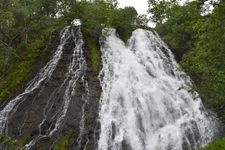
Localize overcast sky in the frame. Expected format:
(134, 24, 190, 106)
(117, 0, 149, 14)
(117, 0, 190, 15)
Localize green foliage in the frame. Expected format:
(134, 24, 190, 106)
(0, 134, 21, 150)
(0, 16, 65, 103)
(199, 137, 225, 150)
(181, 1, 225, 119)
(111, 6, 138, 41)
(0, 0, 224, 149)
(154, 1, 202, 61)
(0, 0, 144, 148)
(0, 38, 43, 102)
(136, 14, 149, 27)
(63, 0, 139, 71)
(64, 0, 138, 40)
(53, 130, 74, 150)
(83, 31, 101, 73)
(150, 0, 225, 131)
(18, 133, 31, 147)
(148, 0, 178, 25)
(0, 0, 142, 106)
(149, 1, 225, 148)
(0, 0, 68, 103)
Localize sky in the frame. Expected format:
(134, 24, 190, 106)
(117, 0, 216, 27)
(117, 0, 149, 14)
(117, 0, 154, 26)
(117, 0, 190, 15)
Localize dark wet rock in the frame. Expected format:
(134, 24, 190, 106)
(4, 26, 102, 150)
(111, 122, 116, 140)
(122, 139, 133, 150)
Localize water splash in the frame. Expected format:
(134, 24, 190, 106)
(97, 28, 219, 150)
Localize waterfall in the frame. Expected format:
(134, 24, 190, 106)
(24, 25, 88, 149)
(0, 26, 70, 134)
(0, 24, 92, 149)
(97, 28, 219, 150)
(0, 24, 220, 150)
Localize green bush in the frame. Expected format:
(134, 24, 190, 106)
(53, 130, 74, 150)
(0, 134, 21, 150)
(200, 137, 225, 150)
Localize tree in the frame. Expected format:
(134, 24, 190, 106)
(157, 1, 202, 61)
(148, 0, 177, 25)
(106, 0, 118, 8)
(181, 1, 225, 119)
(136, 14, 149, 26)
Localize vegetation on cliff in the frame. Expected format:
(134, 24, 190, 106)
(199, 137, 225, 150)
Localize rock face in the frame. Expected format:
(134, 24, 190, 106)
(0, 25, 101, 149)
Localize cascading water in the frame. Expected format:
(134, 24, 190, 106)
(0, 22, 220, 150)
(0, 23, 96, 149)
(24, 25, 89, 149)
(0, 26, 69, 134)
(97, 28, 219, 150)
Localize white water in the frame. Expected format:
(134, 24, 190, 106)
(25, 26, 89, 149)
(0, 26, 70, 134)
(0, 23, 90, 149)
(77, 80, 90, 149)
(98, 29, 218, 150)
